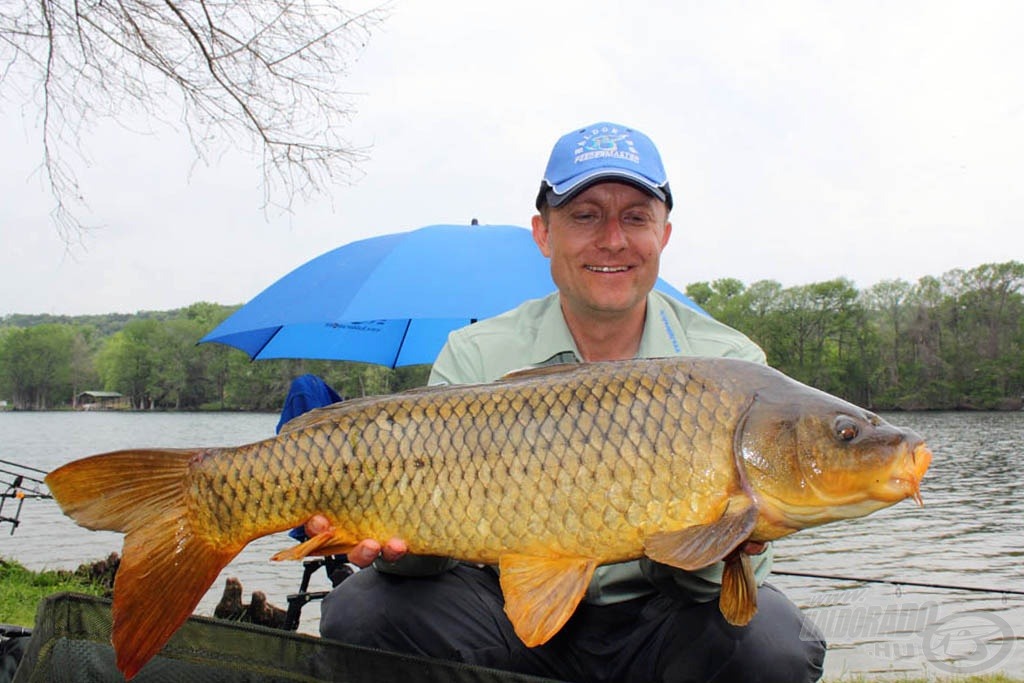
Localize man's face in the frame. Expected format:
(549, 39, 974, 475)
(531, 182, 672, 319)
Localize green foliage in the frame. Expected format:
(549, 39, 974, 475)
(0, 324, 78, 408)
(0, 302, 432, 411)
(690, 262, 1024, 409)
(2, 262, 1022, 411)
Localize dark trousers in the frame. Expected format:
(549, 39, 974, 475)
(319, 564, 825, 683)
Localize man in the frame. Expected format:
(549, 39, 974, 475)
(311, 122, 826, 682)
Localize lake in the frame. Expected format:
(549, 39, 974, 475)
(1, 410, 1021, 679)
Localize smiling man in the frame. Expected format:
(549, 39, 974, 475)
(315, 122, 826, 682)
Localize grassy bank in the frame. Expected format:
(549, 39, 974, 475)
(0, 557, 110, 626)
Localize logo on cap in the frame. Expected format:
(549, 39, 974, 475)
(575, 126, 641, 165)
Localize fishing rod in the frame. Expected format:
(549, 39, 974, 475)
(0, 458, 48, 477)
(1, 458, 52, 535)
(773, 569, 1024, 597)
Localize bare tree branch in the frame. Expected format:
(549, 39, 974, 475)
(1, 0, 387, 244)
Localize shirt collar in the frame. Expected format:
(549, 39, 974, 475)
(531, 293, 583, 365)
(530, 291, 691, 365)
(638, 290, 694, 358)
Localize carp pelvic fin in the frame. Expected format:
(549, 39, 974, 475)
(498, 553, 598, 647)
(720, 550, 758, 626)
(643, 500, 758, 570)
(271, 527, 358, 561)
(45, 449, 243, 680)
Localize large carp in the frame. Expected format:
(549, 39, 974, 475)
(46, 357, 931, 679)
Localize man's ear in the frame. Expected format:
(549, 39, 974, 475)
(531, 214, 553, 257)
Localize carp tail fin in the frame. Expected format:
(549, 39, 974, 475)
(46, 449, 243, 680)
(498, 554, 598, 647)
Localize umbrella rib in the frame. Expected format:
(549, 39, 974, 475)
(389, 320, 413, 368)
(249, 328, 284, 361)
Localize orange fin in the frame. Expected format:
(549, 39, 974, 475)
(643, 500, 757, 570)
(277, 402, 350, 434)
(278, 386, 433, 434)
(272, 528, 358, 561)
(498, 553, 597, 647)
(498, 363, 579, 382)
(46, 449, 243, 680)
(720, 550, 758, 626)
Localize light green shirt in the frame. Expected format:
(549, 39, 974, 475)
(425, 290, 773, 605)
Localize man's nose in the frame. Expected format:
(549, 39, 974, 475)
(595, 218, 628, 249)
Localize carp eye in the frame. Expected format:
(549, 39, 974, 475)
(834, 417, 859, 442)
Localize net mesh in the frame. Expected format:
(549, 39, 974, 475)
(12, 593, 562, 682)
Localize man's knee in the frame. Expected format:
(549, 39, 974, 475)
(656, 583, 825, 682)
(319, 571, 394, 644)
(318, 564, 513, 662)
(722, 584, 826, 682)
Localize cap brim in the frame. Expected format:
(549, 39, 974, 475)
(539, 171, 671, 210)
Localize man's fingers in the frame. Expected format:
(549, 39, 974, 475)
(299, 522, 409, 568)
(348, 540, 383, 568)
(380, 537, 408, 563)
(742, 540, 768, 555)
(303, 514, 332, 537)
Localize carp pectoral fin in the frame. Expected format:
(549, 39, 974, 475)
(643, 502, 758, 570)
(271, 529, 358, 561)
(498, 554, 598, 647)
(720, 551, 758, 626)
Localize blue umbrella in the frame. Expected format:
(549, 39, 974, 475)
(199, 223, 704, 367)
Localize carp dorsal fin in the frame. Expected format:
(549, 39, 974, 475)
(278, 384, 454, 434)
(498, 363, 581, 382)
(498, 553, 598, 647)
(643, 500, 757, 570)
(720, 550, 758, 626)
(278, 400, 356, 433)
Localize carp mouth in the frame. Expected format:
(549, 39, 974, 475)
(879, 441, 932, 506)
(756, 440, 933, 532)
(823, 439, 933, 510)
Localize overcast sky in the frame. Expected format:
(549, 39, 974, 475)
(2, 1, 1022, 316)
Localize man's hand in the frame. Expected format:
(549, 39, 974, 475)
(304, 514, 408, 568)
(742, 541, 768, 555)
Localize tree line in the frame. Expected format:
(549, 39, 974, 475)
(686, 261, 1024, 411)
(1, 262, 1022, 412)
(0, 302, 429, 412)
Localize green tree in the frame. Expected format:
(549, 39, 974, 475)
(0, 324, 75, 408)
(150, 318, 209, 409)
(68, 326, 101, 406)
(97, 319, 162, 408)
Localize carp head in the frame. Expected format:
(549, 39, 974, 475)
(736, 376, 932, 539)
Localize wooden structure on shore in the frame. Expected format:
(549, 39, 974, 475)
(75, 391, 129, 410)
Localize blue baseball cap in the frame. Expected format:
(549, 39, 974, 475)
(536, 122, 673, 211)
